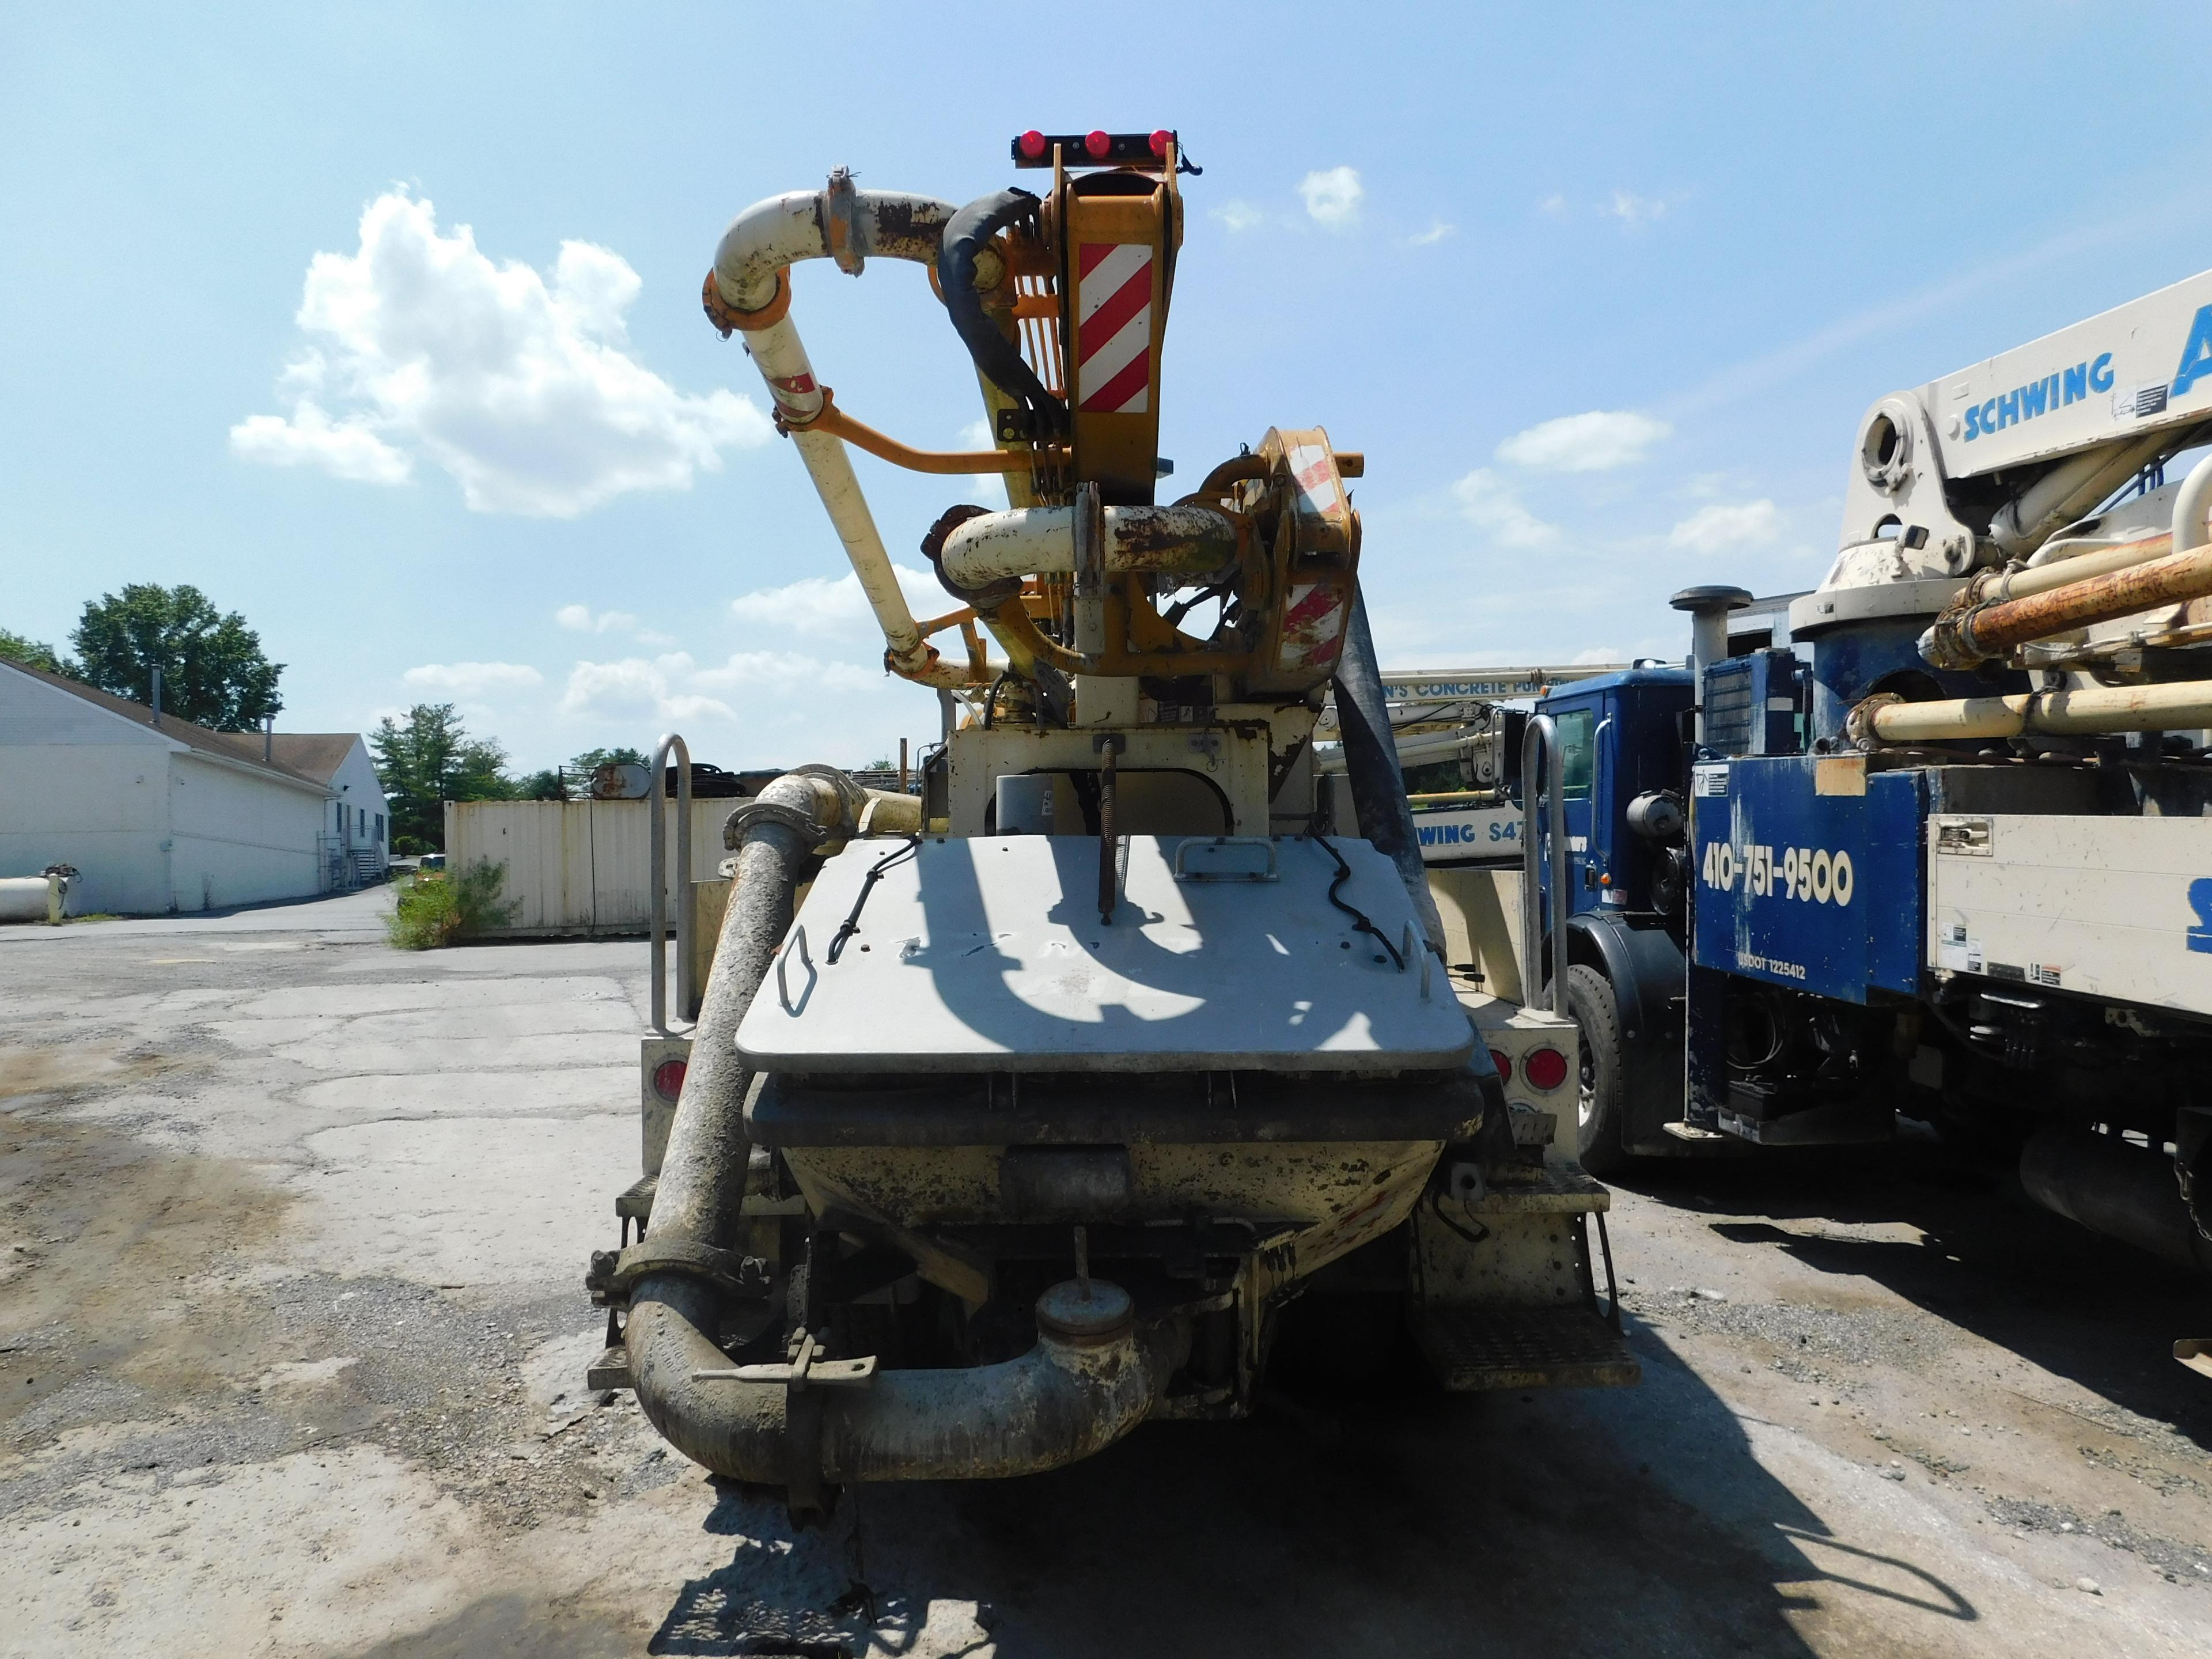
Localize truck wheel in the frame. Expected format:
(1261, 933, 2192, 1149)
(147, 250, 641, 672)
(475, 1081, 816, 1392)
(1559, 963, 1627, 1175)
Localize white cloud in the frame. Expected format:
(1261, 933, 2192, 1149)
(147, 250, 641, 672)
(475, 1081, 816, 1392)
(230, 189, 774, 517)
(559, 648, 882, 725)
(1408, 220, 1455, 247)
(1297, 167, 1363, 230)
(1451, 469, 1558, 548)
(692, 652, 877, 694)
(1539, 194, 1570, 219)
(1497, 410, 1672, 473)
(957, 419, 1009, 510)
(1600, 190, 1669, 227)
(1572, 646, 1624, 665)
(729, 564, 948, 638)
(400, 661, 544, 696)
(1668, 500, 1783, 553)
(559, 654, 733, 724)
(1213, 200, 1263, 234)
(229, 402, 412, 484)
(555, 604, 641, 634)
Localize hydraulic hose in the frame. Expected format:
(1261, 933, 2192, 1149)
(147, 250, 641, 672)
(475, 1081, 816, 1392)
(938, 188, 1066, 437)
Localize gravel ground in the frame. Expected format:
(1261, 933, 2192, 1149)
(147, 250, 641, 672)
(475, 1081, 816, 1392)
(2, 887, 2209, 1656)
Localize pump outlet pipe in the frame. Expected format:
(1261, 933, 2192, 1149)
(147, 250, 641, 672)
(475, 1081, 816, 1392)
(938, 502, 1238, 588)
(1519, 714, 1571, 1012)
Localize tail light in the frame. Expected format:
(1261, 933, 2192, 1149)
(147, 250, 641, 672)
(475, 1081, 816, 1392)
(652, 1058, 688, 1101)
(1522, 1046, 1569, 1092)
(1487, 1048, 1513, 1085)
(1085, 130, 1112, 160)
(1018, 129, 1047, 160)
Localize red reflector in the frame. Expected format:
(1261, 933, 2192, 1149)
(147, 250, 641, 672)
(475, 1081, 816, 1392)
(1149, 128, 1172, 158)
(1523, 1046, 1569, 1092)
(652, 1058, 688, 1100)
(1019, 129, 1047, 160)
(1487, 1048, 1513, 1086)
(1085, 129, 1111, 159)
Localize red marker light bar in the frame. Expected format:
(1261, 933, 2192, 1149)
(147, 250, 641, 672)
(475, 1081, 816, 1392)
(1009, 130, 1180, 169)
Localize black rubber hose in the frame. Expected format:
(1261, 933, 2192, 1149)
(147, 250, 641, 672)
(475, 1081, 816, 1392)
(938, 188, 1066, 437)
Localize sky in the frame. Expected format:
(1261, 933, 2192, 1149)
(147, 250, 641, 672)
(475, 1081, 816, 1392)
(6, 2, 2212, 773)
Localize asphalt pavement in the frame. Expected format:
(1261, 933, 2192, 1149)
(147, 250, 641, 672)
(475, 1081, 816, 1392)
(2, 895, 2208, 1657)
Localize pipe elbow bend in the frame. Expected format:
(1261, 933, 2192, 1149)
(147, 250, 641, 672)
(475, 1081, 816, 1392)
(626, 1277, 1186, 1488)
(713, 188, 961, 311)
(824, 1318, 1185, 1483)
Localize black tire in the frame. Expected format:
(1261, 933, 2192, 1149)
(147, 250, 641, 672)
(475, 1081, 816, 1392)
(1558, 962, 1627, 1175)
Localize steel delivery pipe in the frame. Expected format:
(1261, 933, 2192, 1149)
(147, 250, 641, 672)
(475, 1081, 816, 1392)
(1922, 453, 2212, 668)
(938, 502, 1238, 586)
(1849, 677, 2212, 746)
(705, 180, 1001, 688)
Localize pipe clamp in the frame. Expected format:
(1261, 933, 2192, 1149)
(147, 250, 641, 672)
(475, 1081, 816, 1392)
(588, 1238, 771, 1306)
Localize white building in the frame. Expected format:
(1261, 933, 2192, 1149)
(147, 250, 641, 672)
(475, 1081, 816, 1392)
(0, 658, 389, 914)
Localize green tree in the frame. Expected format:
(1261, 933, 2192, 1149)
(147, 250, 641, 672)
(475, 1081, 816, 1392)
(512, 768, 570, 802)
(69, 584, 283, 730)
(370, 703, 518, 853)
(0, 628, 68, 675)
(570, 745, 649, 772)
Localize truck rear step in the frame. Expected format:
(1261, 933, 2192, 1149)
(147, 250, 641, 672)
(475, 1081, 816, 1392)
(1414, 1305, 1640, 1391)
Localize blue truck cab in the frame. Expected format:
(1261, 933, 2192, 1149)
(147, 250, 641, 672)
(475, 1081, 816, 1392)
(1527, 666, 1695, 1169)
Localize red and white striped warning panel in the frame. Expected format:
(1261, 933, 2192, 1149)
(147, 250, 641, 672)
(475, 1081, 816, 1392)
(1284, 441, 1347, 522)
(1077, 242, 1154, 415)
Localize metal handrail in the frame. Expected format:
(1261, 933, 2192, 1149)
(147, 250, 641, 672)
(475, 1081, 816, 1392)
(648, 732, 694, 1033)
(1520, 714, 1570, 1013)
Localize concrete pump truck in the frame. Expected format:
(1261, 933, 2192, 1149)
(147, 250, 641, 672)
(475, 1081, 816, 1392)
(585, 132, 1635, 1518)
(1517, 270, 2212, 1348)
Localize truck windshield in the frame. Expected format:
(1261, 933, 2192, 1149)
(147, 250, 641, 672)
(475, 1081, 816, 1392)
(1556, 709, 1594, 799)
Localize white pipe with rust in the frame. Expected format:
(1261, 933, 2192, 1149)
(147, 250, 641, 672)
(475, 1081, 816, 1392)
(1850, 679, 2212, 747)
(707, 182, 1002, 688)
(1921, 453, 2212, 669)
(938, 502, 1238, 587)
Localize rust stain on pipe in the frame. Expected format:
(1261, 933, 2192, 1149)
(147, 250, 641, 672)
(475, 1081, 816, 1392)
(1963, 542, 2212, 656)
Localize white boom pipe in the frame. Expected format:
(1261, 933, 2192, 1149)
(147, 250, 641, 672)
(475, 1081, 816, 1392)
(1922, 453, 2212, 668)
(709, 184, 999, 688)
(1851, 678, 2212, 745)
